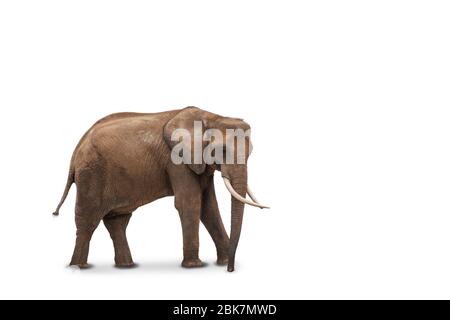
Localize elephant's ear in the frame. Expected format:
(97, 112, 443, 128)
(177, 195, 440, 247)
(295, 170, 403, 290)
(164, 107, 208, 175)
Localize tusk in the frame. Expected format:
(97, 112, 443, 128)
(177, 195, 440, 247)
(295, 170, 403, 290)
(223, 177, 270, 209)
(247, 186, 260, 204)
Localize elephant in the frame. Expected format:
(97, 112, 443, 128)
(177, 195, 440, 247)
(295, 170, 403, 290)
(53, 106, 268, 272)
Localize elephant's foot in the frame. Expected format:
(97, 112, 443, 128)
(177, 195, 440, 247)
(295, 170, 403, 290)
(216, 246, 229, 266)
(115, 262, 136, 269)
(216, 258, 228, 266)
(182, 258, 204, 268)
(114, 249, 135, 268)
(69, 262, 92, 269)
(114, 252, 134, 268)
(216, 255, 228, 266)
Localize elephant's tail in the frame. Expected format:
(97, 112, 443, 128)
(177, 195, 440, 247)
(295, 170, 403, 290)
(52, 166, 75, 216)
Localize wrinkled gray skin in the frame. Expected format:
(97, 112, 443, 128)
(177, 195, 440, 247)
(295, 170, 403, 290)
(54, 107, 253, 272)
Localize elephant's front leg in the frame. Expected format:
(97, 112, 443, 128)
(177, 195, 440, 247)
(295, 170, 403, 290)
(177, 200, 203, 268)
(202, 177, 229, 265)
(168, 166, 204, 268)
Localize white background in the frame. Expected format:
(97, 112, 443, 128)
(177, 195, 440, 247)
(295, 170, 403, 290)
(0, 1, 450, 299)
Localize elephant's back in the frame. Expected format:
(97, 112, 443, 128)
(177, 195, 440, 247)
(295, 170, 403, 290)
(73, 110, 180, 157)
(91, 110, 180, 130)
(75, 110, 179, 168)
(72, 110, 180, 207)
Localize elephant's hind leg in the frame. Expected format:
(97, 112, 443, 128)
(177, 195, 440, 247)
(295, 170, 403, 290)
(70, 167, 107, 268)
(70, 207, 104, 268)
(103, 213, 134, 268)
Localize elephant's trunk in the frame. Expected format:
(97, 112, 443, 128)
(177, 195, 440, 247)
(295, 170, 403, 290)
(223, 164, 248, 272)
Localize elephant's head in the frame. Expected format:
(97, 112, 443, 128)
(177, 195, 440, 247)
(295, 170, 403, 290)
(164, 107, 268, 272)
